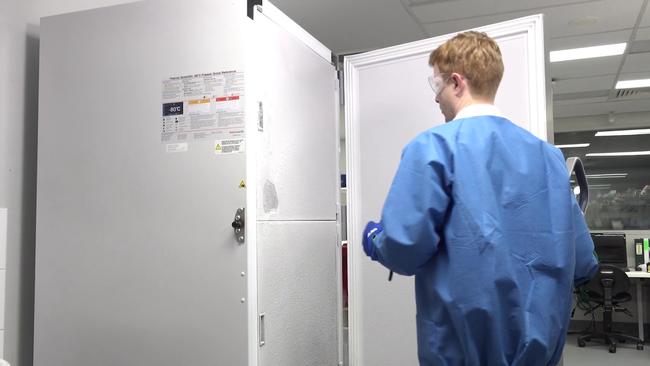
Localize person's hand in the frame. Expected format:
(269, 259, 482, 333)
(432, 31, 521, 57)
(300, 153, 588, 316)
(363, 221, 383, 261)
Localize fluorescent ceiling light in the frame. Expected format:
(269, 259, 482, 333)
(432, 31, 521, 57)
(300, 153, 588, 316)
(615, 78, 650, 89)
(586, 173, 627, 177)
(555, 143, 590, 148)
(550, 43, 626, 62)
(586, 151, 650, 157)
(586, 173, 628, 179)
(595, 128, 650, 136)
(589, 184, 612, 189)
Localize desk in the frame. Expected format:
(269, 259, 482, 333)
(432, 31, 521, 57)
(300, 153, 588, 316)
(626, 271, 650, 342)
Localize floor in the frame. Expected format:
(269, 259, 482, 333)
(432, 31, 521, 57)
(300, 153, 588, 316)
(341, 307, 649, 365)
(340, 333, 649, 365)
(563, 334, 650, 365)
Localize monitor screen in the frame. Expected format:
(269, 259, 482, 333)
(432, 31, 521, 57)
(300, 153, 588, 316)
(591, 233, 628, 268)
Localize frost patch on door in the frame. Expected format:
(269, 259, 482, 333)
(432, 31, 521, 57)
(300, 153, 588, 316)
(161, 71, 245, 144)
(263, 180, 279, 213)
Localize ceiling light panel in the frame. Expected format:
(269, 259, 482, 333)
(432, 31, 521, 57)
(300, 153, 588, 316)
(615, 79, 650, 89)
(586, 151, 650, 157)
(586, 175, 628, 179)
(595, 128, 650, 136)
(550, 43, 626, 62)
(555, 143, 591, 148)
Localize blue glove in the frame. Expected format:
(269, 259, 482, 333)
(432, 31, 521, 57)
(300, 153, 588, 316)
(363, 221, 383, 261)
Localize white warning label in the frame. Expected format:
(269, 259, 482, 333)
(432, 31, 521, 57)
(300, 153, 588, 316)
(166, 142, 188, 153)
(161, 71, 245, 144)
(215, 139, 245, 155)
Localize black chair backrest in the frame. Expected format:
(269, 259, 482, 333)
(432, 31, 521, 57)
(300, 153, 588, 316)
(566, 157, 589, 213)
(585, 264, 630, 296)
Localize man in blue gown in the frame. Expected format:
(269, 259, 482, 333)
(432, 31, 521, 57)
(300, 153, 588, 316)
(363, 31, 598, 365)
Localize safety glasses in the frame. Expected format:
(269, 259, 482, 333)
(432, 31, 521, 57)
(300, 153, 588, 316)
(427, 74, 449, 95)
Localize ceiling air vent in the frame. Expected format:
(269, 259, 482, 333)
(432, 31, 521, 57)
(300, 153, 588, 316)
(614, 87, 650, 99)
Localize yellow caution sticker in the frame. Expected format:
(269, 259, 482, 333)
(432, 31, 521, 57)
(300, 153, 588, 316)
(239, 180, 246, 188)
(214, 139, 245, 155)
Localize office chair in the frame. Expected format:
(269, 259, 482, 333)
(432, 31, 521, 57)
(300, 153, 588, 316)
(577, 264, 644, 353)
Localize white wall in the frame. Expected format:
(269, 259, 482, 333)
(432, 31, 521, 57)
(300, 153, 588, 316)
(0, 209, 8, 359)
(1, 1, 35, 364)
(1, 1, 138, 365)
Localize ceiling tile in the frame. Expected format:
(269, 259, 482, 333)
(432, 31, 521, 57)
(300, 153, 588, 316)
(523, 0, 643, 39)
(550, 55, 622, 79)
(554, 97, 650, 118)
(629, 39, 650, 53)
(641, 2, 650, 27)
(554, 95, 609, 105)
(621, 52, 650, 73)
(618, 71, 650, 81)
(549, 30, 631, 52)
(554, 111, 650, 134)
(411, 0, 588, 24)
(637, 26, 650, 41)
(273, 0, 424, 53)
(420, 0, 644, 39)
(553, 131, 595, 146)
(553, 75, 616, 94)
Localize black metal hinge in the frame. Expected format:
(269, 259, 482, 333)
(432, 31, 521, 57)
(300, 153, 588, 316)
(247, 0, 263, 19)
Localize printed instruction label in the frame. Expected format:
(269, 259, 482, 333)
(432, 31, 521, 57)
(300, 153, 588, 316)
(161, 71, 245, 143)
(215, 139, 245, 155)
(165, 142, 188, 153)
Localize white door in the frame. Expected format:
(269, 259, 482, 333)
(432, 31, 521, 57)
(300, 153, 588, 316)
(248, 3, 341, 366)
(345, 15, 550, 365)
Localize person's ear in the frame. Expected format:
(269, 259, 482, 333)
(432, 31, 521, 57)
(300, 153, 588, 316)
(450, 73, 463, 94)
(451, 73, 461, 87)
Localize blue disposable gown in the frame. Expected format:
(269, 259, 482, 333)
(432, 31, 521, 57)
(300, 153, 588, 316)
(371, 115, 598, 366)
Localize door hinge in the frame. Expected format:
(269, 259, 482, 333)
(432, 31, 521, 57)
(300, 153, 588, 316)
(247, 0, 263, 19)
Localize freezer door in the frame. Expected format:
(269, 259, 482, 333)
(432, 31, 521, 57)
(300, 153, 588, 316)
(345, 15, 549, 365)
(256, 221, 339, 366)
(250, 6, 339, 222)
(35, 1, 249, 365)
(248, 3, 340, 366)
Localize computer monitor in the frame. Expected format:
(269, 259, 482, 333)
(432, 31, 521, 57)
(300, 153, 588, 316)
(591, 233, 628, 269)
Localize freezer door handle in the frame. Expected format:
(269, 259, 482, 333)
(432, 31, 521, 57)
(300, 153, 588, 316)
(232, 207, 245, 244)
(259, 313, 266, 347)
